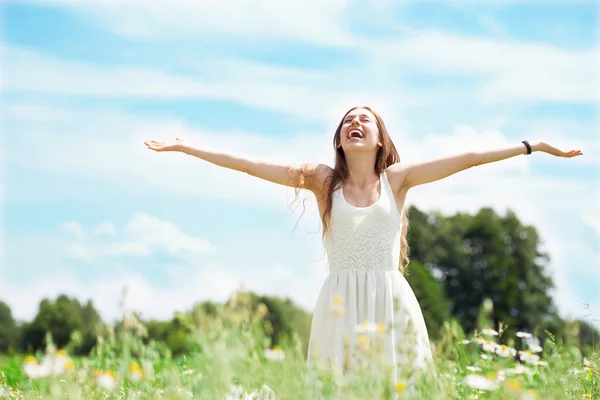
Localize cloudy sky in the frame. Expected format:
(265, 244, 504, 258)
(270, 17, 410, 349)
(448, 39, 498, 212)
(2, 0, 599, 325)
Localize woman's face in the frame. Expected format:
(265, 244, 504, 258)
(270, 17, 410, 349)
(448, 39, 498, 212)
(338, 107, 382, 153)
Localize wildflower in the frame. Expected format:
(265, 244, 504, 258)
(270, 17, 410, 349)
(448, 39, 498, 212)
(264, 346, 285, 361)
(460, 339, 471, 344)
(527, 343, 543, 353)
(518, 350, 540, 365)
(45, 349, 73, 375)
(524, 336, 540, 350)
(466, 366, 482, 372)
(481, 353, 492, 360)
(482, 340, 498, 353)
(486, 370, 505, 382)
(474, 337, 487, 345)
(355, 320, 382, 334)
(516, 331, 532, 338)
(506, 378, 524, 393)
(522, 390, 538, 399)
(481, 328, 498, 336)
(332, 305, 344, 318)
(464, 374, 498, 391)
(93, 370, 117, 390)
(537, 360, 548, 367)
(23, 356, 47, 379)
(506, 364, 532, 376)
(584, 395, 591, 399)
(496, 344, 517, 358)
(357, 334, 371, 352)
(395, 381, 407, 392)
(128, 363, 144, 382)
(331, 295, 344, 318)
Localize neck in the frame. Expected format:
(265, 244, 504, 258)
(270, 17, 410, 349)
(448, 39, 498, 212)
(344, 151, 379, 186)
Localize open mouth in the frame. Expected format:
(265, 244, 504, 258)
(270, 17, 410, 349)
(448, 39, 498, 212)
(348, 129, 364, 140)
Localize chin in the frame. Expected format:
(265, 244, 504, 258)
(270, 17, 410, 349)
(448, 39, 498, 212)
(343, 143, 378, 152)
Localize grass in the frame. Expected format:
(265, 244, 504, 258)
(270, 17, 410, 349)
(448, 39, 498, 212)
(0, 355, 10, 370)
(1, 292, 598, 399)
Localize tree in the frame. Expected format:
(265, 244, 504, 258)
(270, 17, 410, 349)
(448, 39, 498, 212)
(0, 301, 18, 353)
(407, 206, 557, 338)
(404, 261, 452, 340)
(19, 295, 103, 354)
(77, 300, 103, 354)
(248, 293, 313, 354)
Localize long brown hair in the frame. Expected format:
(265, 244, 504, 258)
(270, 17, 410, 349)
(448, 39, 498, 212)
(293, 106, 411, 273)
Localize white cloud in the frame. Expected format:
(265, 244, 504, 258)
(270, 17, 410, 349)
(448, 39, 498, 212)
(93, 222, 117, 236)
(65, 244, 93, 263)
(0, 268, 242, 322)
(104, 242, 151, 257)
(123, 213, 215, 255)
(4, 104, 599, 322)
(2, 1, 598, 325)
(59, 213, 216, 265)
(366, 31, 599, 103)
(2, 216, 328, 322)
(62, 221, 85, 241)
(3, 46, 405, 123)
(7, 0, 355, 45)
(4, 23, 598, 119)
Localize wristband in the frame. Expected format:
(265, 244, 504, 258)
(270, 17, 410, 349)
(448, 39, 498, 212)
(522, 140, 532, 155)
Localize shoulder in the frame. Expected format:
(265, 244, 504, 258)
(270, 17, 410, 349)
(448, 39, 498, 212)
(300, 163, 335, 195)
(384, 163, 409, 195)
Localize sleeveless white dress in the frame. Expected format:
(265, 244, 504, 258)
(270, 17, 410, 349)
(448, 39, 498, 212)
(306, 171, 434, 384)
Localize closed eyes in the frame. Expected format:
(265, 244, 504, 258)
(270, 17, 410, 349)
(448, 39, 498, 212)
(344, 117, 370, 123)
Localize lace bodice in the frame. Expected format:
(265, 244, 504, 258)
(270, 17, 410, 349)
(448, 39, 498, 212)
(324, 172, 402, 272)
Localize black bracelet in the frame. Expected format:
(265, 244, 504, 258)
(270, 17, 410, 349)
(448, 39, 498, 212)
(522, 140, 532, 155)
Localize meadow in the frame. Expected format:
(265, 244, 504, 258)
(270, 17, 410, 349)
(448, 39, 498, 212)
(0, 290, 597, 400)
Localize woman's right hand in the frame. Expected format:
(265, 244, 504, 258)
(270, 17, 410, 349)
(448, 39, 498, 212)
(144, 138, 186, 152)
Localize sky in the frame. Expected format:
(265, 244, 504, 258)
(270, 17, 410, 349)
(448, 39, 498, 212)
(1, 0, 599, 327)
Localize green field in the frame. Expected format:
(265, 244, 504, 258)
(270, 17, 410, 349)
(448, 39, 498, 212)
(0, 355, 9, 371)
(0, 294, 598, 400)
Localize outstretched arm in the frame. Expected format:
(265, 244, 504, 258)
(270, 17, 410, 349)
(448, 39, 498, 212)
(397, 140, 582, 190)
(144, 138, 332, 194)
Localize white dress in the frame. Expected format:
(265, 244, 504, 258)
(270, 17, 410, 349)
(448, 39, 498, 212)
(306, 171, 434, 384)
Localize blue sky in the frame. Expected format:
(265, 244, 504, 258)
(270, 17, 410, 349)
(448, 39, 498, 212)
(2, 0, 599, 324)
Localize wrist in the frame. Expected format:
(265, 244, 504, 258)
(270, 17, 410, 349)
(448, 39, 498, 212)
(530, 140, 545, 152)
(177, 143, 193, 153)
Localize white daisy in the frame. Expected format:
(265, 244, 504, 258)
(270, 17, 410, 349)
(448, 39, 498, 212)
(464, 374, 498, 391)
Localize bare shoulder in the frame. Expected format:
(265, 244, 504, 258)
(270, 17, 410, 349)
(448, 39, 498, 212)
(296, 163, 334, 195)
(384, 163, 409, 194)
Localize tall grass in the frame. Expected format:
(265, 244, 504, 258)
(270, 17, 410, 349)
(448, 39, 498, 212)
(1, 290, 597, 399)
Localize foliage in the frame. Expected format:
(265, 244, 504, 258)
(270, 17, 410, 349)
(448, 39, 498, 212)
(403, 261, 452, 340)
(0, 292, 598, 399)
(407, 206, 558, 340)
(0, 302, 18, 353)
(1, 205, 599, 398)
(18, 295, 103, 356)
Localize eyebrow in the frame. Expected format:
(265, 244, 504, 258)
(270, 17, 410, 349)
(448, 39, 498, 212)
(345, 113, 371, 120)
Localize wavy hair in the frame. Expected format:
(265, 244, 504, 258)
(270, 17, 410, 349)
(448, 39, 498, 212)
(293, 106, 410, 273)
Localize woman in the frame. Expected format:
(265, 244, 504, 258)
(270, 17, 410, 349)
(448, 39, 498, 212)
(144, 106, 582, 382)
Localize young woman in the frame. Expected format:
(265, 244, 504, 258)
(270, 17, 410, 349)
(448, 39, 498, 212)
(145, 106, 582, 381)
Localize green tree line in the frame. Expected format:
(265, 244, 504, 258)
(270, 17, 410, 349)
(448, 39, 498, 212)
(1, 206, 597, 357)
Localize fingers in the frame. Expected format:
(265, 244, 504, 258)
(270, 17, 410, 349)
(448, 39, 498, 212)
(144, 140, 164, 152)
(562, 149, 583, 158)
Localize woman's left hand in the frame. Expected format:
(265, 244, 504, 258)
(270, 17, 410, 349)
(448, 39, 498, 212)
(534, 140, 583, 158)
